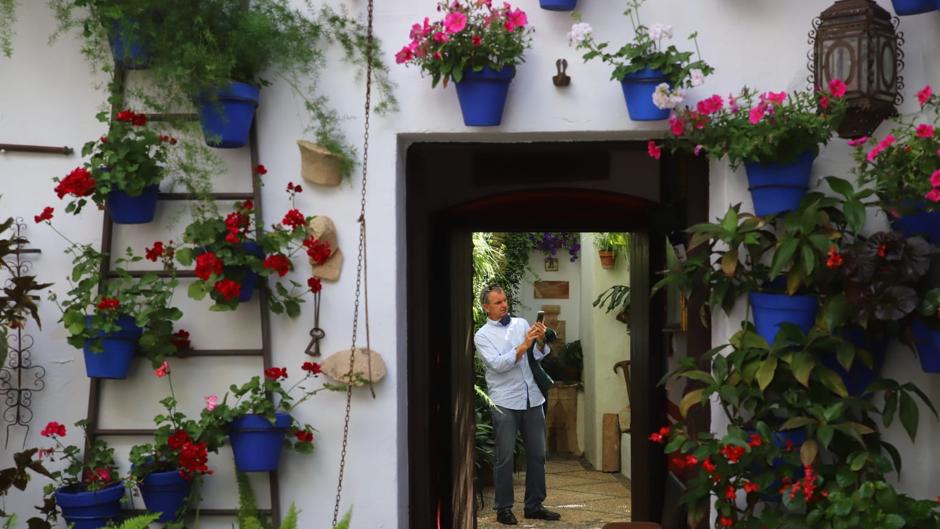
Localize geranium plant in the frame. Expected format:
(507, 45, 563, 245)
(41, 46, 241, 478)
(396, 0, 533, 87)
(852, 85, 940, 216)
(172, 179, 331, 315)
(53, 108, 175, 215)
(569, 0, 713, 108)
(661, 82, 848, 168)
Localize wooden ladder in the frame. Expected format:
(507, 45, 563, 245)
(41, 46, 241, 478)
(83, 64, 281, 526)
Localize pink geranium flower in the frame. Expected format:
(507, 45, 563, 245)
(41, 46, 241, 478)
(926, 188, 940, 203)
(696, 95, 723, 116)
(432, 31, 450, 43)
(764, 91, 787, 105)
(847, 136, 868, 147)
(443, 11, 467, 33)
(669, 116, 685, 137)
(866, 135, 896, 162)
(918, 85, 933, 107)
(504, 8, 527, 32)
(828, 78, 847, 98)
(917, 124, 935, 138)
(931, 169, 940, 188)
(749, 104, 767, 125)
(155, 361, 170, 378)
(647, 140, 662, 160)
(204, 394, 218, 411)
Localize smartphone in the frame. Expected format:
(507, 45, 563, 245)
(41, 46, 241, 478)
(536, 311, 545, 324)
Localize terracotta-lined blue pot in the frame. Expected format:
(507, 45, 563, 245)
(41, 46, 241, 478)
(454, 66, 515, 126)
(197, 82, 260, 148)
(539, 0, 578, 10)
(229, 412, 292, 472)
(83, 315, 141, 379)
(745, 151, 816, 217)
(109, 21, 149, 69)
(55, 481, 125, 529)
(821, 328, 886, 396)
(891, 0, 935, 15)
(140, 470, 192, 523)
(912, 319, 940, 373)
(108, 184, 159, 224)
(620, 68, 670, 121)
(891, 204, 940, 245)
(749, 291, 818, 345)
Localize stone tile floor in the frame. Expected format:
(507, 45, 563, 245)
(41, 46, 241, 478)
(477, 457, 631, 529)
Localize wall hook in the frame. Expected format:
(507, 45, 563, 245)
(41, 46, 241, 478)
(553, 59, 571, 87)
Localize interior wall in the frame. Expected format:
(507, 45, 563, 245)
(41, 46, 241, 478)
(518, 247, 581, 343)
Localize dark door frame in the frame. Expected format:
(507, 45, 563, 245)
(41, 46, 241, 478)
(404, 140, 709, 529)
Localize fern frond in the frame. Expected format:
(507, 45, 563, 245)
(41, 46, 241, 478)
(333, 508, 353, 529)
(278, 503, 298, 529)
(118, 513, 161, 529)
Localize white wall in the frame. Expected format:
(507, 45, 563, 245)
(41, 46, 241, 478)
(2, 1, 940, 526)
(518, 248, 580, 343)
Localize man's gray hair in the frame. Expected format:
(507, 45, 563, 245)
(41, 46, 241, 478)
(479, 284, 505, 308)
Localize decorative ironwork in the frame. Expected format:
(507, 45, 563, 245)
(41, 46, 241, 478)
(304, 290, 325, 357)
(0, 219, 45, 448)
(809, 0, 904, 138)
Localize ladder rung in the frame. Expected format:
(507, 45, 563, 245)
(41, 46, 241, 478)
(143, 113, 199, 122)
(125, 508, 271, 516)
(178, 349, 264, 358)
(107, 270, 196, 278)
(93, 428, 156, 436)
(159, 192, 254, 201)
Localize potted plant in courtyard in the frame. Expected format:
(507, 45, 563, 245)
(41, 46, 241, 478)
(128, 362, 226, 523)
(890, 0, 936, 16)
(35, 420, 124, 529)
(49, 0, 157, 69)
(53, 109, 176, 224)
(540, 0, 578, 12)
(397, 0, 534, 126)
(211, 362, 335, 472)
(173, 183, 329, 315)
(661, 82, 848, 216)
(528, 232, 580, 270)
(593, 232, 627, 269)
(852, 85, 940, 244)
(569, 0, 713, 121)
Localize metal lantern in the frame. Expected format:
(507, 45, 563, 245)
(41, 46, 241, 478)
(809, 0, 904, 138)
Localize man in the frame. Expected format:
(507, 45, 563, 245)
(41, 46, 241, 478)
(474, 284, 561, 525)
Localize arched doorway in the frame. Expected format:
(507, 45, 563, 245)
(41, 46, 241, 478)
(404, 140, 710, 529)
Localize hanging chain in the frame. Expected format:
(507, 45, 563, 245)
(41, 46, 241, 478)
(332, 0, 375, 523)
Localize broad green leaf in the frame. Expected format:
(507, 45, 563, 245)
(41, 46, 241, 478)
(790, 352, 815, 387)
(679, 389, 704, 418)
(721, 249, 738, 277)
(837, 341, 855, 371)
(680, 370, 716, 385)
(899, 391, 918, 441)
(770, 238, 800, 278)
(780, 417, 815, 431)
(756, 356, 777, 391)
(818, 424, 834, 449)
(817, 366, 848, 398)
(823, 402, 845, 423)
(800, 439, 818, 466)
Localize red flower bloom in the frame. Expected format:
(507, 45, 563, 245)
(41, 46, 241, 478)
(743, 481, 759, 494)
(115, 109, 135, 122)
(55, 167, 96, 198)
(281, 209, 306, 229)
(308, 276, 322, 293)
(720, 444, 746, 463)
(178, 440, 211, 480)
(724, 485, 736, 501)
(263, 254, 292, 277)
(719, 516, 733, 528)
(97, 297, 120, 311)
(265, 367, 288, 380)
(131, 113, 148, 126)
(254, 164, 268, 175)
(214, 278, 241, 301)
(295, 430, 314, 443)
(747, 433, 762, 447)
(286, 182, 303, 194)
(241, 199, 254, 211)
(171, 329, 191, 351)
(167, 429, 191, 451)
(304, 237, 332, 265)
(145, 241, 166, 262)
(302, 361, 322, 374)
(828, 78, 847, 98)
(702, 457, 716, 473)
(647, 140, 662, 160)
(195, 252, 224, 281)
(826, 245, 844, 269)
(40, 421, 66, 438)
(34, 206, 54, 223)
(877, 244, 887, 258)
(648, 431, 665, 443)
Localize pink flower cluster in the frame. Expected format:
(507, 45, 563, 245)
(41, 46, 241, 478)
(866, 135, 896, 163)
(396, 1, 528, 66)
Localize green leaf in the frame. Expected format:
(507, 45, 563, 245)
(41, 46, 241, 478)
(883, 391, 898, 427)
(187, 281, 207, 300)
(825, 176, 854, 197)
(899, 391, 919, 441)
(780, 417, 815, 431)
(721, 207, 738, 234)
(800, 244, 815, 276)
(800, 439, 818, 466)
(679, 389, 704, 418)
(817, 366, 848, 398)
(770, 238, 800, 278)
(817, 424, 834, 449)
(679, 370, 716, 385)
(790, 352, 815, 387)
(884, 514, 905, 529)
(756, 356, 777, 391)
(823, 402, 845, 423)
(836, 341, 855, 371)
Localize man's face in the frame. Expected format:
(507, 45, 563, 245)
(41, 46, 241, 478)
(483, 290, 508, 321)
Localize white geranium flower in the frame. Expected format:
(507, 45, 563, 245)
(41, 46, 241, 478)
(648, 23, 673, 41)
(567, 22, 593, 46)
(652, 83, 685, 110)
(690, 69, 705, 87)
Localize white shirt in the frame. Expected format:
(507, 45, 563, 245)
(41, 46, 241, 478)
(474, 316, 550, 410)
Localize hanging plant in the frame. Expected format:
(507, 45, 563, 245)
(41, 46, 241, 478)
(528, 232, 581, 262)
(0, 0, 15, 57)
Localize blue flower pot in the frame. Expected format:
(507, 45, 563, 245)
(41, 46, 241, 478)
(140, 470, 192, 523)
(821, 328, 885, 396)
(83, 315, 142, 379)
(237, 241, 264, 302)
(745, 151, 816, 217)
(229, 413, 292, 472)
(539, 0, 578, 10)
(454, 66, 515, 127)
(107, 184, 159, 224)
(912, 319, 940, 373)
(55, 481, 125, 529)
(197, 82, 260, 148)
(891, 0, 935, 15)
(892, 207, 940, 245)
(620, 68, 671, 121)
(749, 291, 818, 345)
(109, 21, 149, 69)
(754, 429, 807, 502)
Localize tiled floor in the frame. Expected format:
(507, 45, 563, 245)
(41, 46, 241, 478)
(477, 458, 631, 529)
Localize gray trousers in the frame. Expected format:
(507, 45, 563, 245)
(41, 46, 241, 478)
(490, 404, 547, 511)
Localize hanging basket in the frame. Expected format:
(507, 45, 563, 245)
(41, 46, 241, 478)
(83, 315, 141, 379)
(454, 66, 515, 126)
(298, 140, 345, 187)
(749, 291, 818, 345)
(539, 0, 578, 10)
(620, 68, 670, 121)
(197, 82, 260, 149)
(139, 470, 193, 523)
(108, 184, 159, 224)
(229, 413, 292, 472)
(745, 151, 816, 217)
(55, 481, 126, 529)
(891, 0, 935, 15)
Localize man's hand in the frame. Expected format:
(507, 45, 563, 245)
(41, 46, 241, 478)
(532, 322, 546, 341)
(516, 326, 543, 362)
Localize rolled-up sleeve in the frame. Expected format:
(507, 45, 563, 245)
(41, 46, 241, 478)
(533, 343, 550, 361)
(474, 332, 518, 373)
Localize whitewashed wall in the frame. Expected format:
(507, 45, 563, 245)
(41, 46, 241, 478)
(2, 1, 940, 527)
(518, 248, 580, 342)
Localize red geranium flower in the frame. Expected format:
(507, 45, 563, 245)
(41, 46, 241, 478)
(167, 429, 191, 451)
(171, 329, 191, 351)
(254, 165, 268, 175)
(826, 245, 844, 269)
(55, 167, 96, 198)
(304, 237, 331, 265)
(40, 421, 67, 438)
(178, 440, 211, 480)
(720, 444, 746, 463)
(115, 109, 135, 122)
(702, 458, 716, 473)
(302, 361, 322, 374)
(195, 252, 224, 281)
(265, 367, 288, 380)
(724, 485, 736, 501)
(97, 297, 120, 311)
(281, 209, 306, 229)
(308, 277, 322, 293)
(214, 278, 241, 301)
(34, 206, 54, 223)
(719, 516, 733, 527)
(743, 481, 759, 494)
(263, 254, 291, 277)
(295, 430, 314, 443)
(747, 433, 762, 447)
(145, 241, 165, 262)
